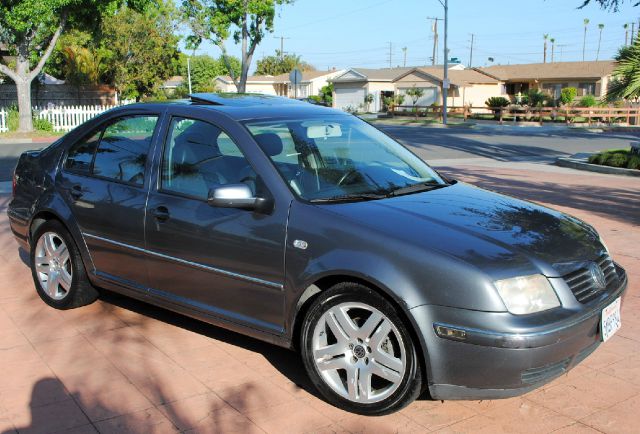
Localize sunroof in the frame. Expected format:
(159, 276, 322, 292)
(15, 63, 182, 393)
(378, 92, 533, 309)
(189, 93, 303, 106)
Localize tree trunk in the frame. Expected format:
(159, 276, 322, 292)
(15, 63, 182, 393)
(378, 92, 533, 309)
(16, 79, 33, 132)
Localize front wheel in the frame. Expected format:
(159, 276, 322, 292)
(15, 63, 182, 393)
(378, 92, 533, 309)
(300, 283, 422, 415)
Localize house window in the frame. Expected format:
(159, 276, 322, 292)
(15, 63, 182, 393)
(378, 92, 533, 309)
(578, 82, 596, 96)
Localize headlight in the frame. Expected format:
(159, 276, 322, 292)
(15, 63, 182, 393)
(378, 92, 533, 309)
(494, 274, 560, 315)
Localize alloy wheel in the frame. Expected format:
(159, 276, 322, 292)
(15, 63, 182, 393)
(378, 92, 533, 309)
(34, 231, 73, 300)
(311, 302, 406, 404)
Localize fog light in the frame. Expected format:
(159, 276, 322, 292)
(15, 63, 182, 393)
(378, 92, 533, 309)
(434, 324, 467, 341)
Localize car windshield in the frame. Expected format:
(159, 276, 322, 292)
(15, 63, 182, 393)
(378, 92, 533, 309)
(244, 115, 445, 202)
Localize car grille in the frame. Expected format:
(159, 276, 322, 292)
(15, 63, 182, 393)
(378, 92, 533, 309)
(563, 254, 618, 303)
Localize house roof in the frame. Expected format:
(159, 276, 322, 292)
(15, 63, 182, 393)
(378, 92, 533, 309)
(392, 67, 499, 87)
(162, 75, 184, 88)
(479, 61, 617, 81)
(332, 67, 414, 82)
(216, 69, 340, 85)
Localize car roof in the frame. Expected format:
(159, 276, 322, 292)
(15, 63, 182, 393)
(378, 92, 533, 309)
(123, 93, 345, 121)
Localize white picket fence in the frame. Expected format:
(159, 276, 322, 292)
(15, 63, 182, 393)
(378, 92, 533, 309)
(0, 108, 7, 133)
(35, 105, 118, 132)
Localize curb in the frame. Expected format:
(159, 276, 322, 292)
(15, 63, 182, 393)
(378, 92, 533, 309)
(555, 155, 640, 177)
(0, 137, 59, 145)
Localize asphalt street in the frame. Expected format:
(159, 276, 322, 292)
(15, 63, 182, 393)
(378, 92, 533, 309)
(1, 124, 639, 181)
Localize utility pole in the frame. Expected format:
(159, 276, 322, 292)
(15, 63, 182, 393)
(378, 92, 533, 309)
(427, 17, 443, 65)
(442, 0, 448, 125)
(632, 22, 635, 44)
(388, 42, 393, 68)
(187, 57, 192, 94)
(468, 33, 474, 68)
(274, 36, 290, 60)
(402, 47, 407, 67)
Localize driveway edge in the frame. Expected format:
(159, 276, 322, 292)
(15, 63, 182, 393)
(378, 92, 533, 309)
(556, 155, 640, 177)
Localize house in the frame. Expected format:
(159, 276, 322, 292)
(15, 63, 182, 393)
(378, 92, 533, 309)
(215, 69, 344, 98)
(479, 60, 616, 100)
(330, 65, 502, 111)
(394, 67, 503, 109)
(160, 76, 184, 96)
(330, 67, 415, 112)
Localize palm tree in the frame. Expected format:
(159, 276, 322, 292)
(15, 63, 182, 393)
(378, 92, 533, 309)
(543, 34, 549, 63)
(583, 18, 590, 61)
(624, 23, 629, 45)
(605, 39, 640, 102)
(550, 38, 556, 62)
(596, 24, 605, 60)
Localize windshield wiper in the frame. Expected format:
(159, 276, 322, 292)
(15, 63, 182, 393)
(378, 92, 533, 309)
(310, 192, 388, 203)
(385, 182, 450, 197)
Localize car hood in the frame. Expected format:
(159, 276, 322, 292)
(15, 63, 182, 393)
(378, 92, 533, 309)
(321, 182, 602, 279)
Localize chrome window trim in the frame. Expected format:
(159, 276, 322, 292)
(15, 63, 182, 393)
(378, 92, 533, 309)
(82, 232, 283, 290)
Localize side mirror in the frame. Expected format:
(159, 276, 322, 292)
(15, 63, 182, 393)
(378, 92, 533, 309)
(207, 184, 273, 213)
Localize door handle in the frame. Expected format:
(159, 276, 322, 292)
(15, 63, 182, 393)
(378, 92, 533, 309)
(153, 206, 170, 222)
(69, 184, 83, 199)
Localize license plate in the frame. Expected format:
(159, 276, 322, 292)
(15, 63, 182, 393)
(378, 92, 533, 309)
(601, 297, 622, 342)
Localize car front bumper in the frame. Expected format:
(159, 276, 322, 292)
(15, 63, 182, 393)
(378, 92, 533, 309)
(410, 265, 628, 400)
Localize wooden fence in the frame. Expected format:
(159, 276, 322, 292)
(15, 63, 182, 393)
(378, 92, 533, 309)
(391, 105, 640, 125)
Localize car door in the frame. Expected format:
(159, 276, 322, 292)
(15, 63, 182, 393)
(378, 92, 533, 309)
(144, 110, 289, 333)
(57, 112, 161, 290)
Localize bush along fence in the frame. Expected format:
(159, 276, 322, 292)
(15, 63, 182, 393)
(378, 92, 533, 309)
(390, 105, 640, 126)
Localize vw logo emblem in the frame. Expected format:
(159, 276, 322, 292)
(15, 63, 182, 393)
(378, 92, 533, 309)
(588, 262, 606, 290)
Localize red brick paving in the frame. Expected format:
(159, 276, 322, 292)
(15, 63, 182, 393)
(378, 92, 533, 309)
(0, 162, 638, 433)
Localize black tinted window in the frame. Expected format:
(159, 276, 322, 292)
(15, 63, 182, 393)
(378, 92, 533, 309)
(64, 131, 101, 173)
(92, 116, 158, 185)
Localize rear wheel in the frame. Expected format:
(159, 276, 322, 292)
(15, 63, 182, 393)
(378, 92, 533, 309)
(30, 220, 98, 309)
(300, 283, 422, 415)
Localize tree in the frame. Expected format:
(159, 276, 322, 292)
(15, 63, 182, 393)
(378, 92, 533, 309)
(550, 37, 556, 62)
(318, 83, 333, 106)
(560, 87, 577, 105)
(363, 93, 374, 113)
(605, 39, 640, 101)
(405, 86, 424, 120)
(182, 0, 293, 93)
(583, 19, 590, 62)
(543, 34, 549, 63)
(597, 24, 605, 60)
(100, 1, 180, 100)
(580, 0, 640, 11)
(624, 23, 630, 45)
(255, 51, 314, 75)
(177, 54, 241, 92)
(0, 0, 148, 132)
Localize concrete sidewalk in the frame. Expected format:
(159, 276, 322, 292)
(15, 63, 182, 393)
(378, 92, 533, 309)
(0, 161, 638, 434)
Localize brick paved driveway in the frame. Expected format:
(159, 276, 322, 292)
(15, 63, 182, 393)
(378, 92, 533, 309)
(0, 162, 638, 434)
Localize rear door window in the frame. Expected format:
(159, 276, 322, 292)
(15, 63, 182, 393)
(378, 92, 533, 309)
(92, 115, 158, 185)
(64, 131, 101, 174)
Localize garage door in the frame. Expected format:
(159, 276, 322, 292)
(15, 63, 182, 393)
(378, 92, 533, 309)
(334, 87, 365, 111)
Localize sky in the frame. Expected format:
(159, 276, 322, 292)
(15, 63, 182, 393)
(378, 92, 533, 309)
(188, 0, 640, 72)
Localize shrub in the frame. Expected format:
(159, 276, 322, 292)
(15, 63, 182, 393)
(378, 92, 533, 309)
(627, 154, 640, 169)
(7, 108, 19, 131)
(485, 96, 510, 107)
(32, 117, 53, 132)
(527, 89, 546, 107)
(560, 87, 577, 105)
(579, 95, 597, 107)
(606, 152, 628, 167)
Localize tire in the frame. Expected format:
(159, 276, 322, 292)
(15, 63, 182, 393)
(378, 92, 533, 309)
(300, 282, 422, 415)
(30, 220, 99, 309)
